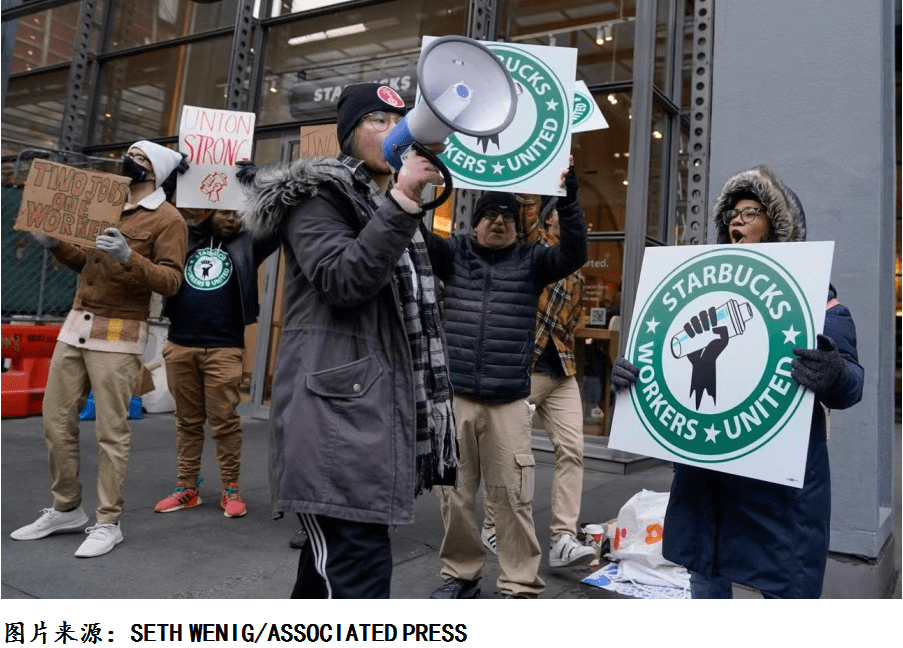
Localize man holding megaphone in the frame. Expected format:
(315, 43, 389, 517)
(237, 83, 457, 599)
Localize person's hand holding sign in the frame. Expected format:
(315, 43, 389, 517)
(96, 228, 131, 264)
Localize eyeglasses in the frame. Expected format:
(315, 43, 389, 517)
(722, 206, 766, 225)
(359, 111, 402, 132)
(481, 211, 517, 224)
(126, 151, 150, 165)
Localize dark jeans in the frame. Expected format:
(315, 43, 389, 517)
(291, 513, 392, 599)
(689, 571, 780, 599)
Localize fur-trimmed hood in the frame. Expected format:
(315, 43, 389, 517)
(711, 165, 806, 244)
(238, 157, 354, 240)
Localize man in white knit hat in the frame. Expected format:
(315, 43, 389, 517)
(12, 140, 188, 558)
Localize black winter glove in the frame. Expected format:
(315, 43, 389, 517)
(236, 160, 259, 186)
(611, 354, 640, 393)
(791, 334, 846, 395)
(561, 165, 579, 207)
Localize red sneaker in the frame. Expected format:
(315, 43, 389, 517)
(221, 483, 247, 518)
(154, 482, 201, 513)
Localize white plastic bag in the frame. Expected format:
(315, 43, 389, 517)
(606, 489, 689, 589)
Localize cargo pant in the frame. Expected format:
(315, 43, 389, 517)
(162, 341, 244, 490)
(484, 373, 585, 542)
(437, 394, 545, 597)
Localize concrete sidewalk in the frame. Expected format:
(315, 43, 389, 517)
(1, 411, 899, 599)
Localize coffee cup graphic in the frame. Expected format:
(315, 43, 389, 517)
(670, 299, 753, 358)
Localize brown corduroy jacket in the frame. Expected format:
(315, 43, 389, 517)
(50, 201, 187, 321)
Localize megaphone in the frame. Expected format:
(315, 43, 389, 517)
(382, 35, 518, 210)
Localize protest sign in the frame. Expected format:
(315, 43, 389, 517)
(572, 80, 610, 133)
(423, 37, 577, 196)
(608, 242, 835, 487)
(13, 160, 128, 248)
(177, 105, 256, 210)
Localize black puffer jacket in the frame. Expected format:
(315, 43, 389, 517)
(424, 201, 587, 402)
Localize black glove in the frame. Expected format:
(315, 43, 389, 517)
(792, 334, 846, 395)
(174, 152, 190, 175)
(160, 152, 190, 200)
(236, 160, 258, 186)
(611, 354, 639, 393)
(561, 165, 579, 207)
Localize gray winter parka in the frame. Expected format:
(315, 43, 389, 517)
(239, 155, 433, 526)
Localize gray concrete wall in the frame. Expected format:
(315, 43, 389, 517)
(709, 0, 897, 558)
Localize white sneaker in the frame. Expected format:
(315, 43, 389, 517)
(10, 507, 88, 540)
(549, 534, 596, 567)
(481, 526, 498, 555)
(74, 523, 123, 558)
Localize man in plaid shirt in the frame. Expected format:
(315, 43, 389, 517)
(481, 188, 596, 569)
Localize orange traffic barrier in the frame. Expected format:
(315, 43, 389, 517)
(1, 324, 61, 418)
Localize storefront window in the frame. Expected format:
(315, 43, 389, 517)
(1, 69, 70, 156)
(106, 0, 238, 51)
(575, 239, 624, 434)
(575, 90, 630, 234)
(258, 0, 467, 126)
(7, 1, 92, 73)
(90, 36, 232, 145)
(498, 0, 637, 86)
(646, 99, 669, 241)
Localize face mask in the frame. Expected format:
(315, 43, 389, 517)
(122, 156, 150, 185)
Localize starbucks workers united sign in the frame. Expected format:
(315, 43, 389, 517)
(424, 38, 577, 196)
(609, 242, 835, 487)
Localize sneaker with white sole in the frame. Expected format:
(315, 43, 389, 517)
(481, 526, 498, 555)
(10, 507, 89, 540)
(549, 534, 596, 567)
(74, 523, 123, 558)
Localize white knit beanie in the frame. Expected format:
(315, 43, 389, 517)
(131, 140, 183, 190)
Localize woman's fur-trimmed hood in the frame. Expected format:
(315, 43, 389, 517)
(238, 157, 345, 239)
(711, 165, 806, 244)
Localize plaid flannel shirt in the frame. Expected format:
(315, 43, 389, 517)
(517, 194, 585, 376)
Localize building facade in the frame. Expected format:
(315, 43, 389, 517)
(1, 0, 898, 595)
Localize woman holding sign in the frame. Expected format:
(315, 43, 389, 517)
(611, 166, 864, 598)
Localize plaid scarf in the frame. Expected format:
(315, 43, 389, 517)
(532, 269, 584, 375)
(396, 226, 457, 495)
(336, 156, 456, 496)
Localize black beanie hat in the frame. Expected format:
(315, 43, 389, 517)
(472, 192, 520, 228)
(336, 83, 407, 155)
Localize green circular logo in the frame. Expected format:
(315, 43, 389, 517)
(627, 248, 813, 462)
(440, 44, 570, 188)
(185, 247, 232, 291)
(572, 92, 592, 128)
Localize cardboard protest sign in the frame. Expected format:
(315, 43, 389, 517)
(177, 105, 256, 210)
(13, 160, 129, 248)
(572, 80, 609, 133)
(423, 37, 577, 196)
(608, 242, 835, 488)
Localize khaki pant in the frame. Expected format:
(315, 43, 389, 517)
(163, 342, 244, 489)
(42, 341, 142, 525)
(485, 373, 585, 541)
(437, 395, 545, 597)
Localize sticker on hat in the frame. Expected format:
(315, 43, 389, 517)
(377, 86, 404, 108)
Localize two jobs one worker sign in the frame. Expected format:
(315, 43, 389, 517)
(609, 242, 835, 488)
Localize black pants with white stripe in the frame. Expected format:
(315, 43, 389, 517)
(291, 513, 392, 599)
